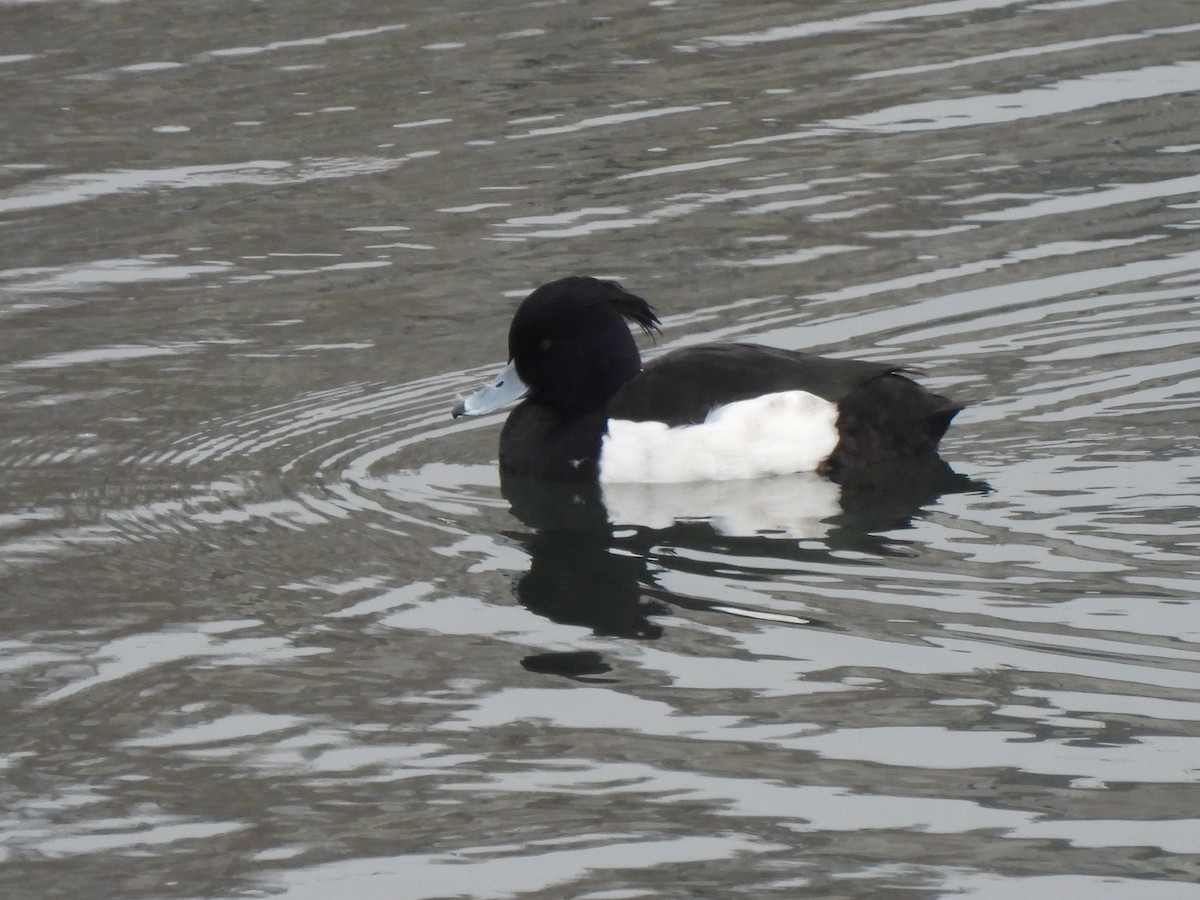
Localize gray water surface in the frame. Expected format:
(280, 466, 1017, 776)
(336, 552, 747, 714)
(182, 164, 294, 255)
(3, 1, 1200, 897)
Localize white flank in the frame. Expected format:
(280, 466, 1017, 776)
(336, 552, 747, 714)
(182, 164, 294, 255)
(599, 390, 839, 483)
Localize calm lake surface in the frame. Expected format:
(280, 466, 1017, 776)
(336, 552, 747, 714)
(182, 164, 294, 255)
(4, 1, 1200, 897)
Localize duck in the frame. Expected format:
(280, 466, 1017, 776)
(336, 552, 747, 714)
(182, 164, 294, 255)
(452, 276, 962, 484)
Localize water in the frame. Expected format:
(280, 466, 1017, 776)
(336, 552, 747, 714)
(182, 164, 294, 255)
(3, 0, 1200, 897)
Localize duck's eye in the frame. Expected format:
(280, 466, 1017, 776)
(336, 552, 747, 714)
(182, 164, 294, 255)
(539, 338, 554, 352)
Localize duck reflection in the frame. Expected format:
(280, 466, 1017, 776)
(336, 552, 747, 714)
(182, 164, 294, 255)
(506, 459, 986, 677)
(503, 477, 670, 644)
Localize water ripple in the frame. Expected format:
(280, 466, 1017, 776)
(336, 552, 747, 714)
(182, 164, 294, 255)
(5, 0, 1200, 894)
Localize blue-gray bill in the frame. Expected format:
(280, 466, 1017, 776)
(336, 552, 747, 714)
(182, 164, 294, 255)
(451, 359, 529, 417)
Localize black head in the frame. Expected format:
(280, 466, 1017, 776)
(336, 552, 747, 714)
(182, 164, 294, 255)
(508, 276, 660, 414)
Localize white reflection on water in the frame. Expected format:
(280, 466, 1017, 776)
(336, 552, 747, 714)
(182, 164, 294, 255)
(603, 474, 840, 537)
(263, 836, 781, 900)
(0, 157, 409, 214)
(857, 28, 1197, 80)
(974, 173, 1200, 222)
(198, 24, 412, 60)
(506, 105, 701, 139)
(935, 871, 1200, 899)
(22, 818, 248, 859)
(1009, 817, 1200, 854)
(12, 340, 248, 371)
(832, 62, 1200, 133)
(790, 726, 1200, 783)
(1, 257, 231, 294)
(34, 620, 327, 706)
(761, 249, 1200, 356)
(123, 713, 309, 748)
(691, 0, 1030, 48)
(449, 760, 1034, 833)
(124, 715, 481, 781)
(436, 686, 811, 743)
(617, 155, 750, 180)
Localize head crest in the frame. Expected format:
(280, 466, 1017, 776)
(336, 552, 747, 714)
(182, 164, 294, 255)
(595, 278, 661, 337)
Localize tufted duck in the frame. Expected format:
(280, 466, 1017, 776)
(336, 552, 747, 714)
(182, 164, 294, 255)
(452, 276, 961, 483)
